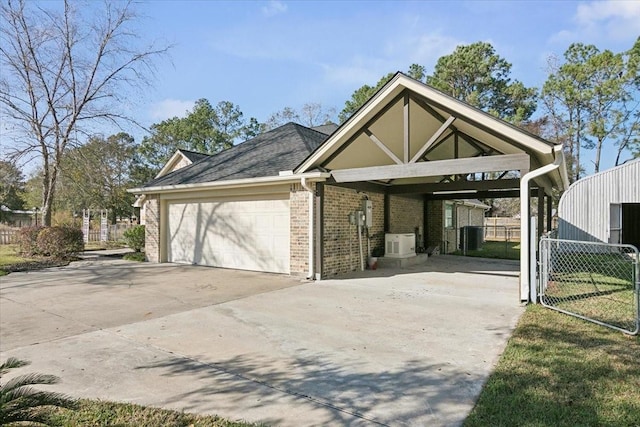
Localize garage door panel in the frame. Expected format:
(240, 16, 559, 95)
(167, 198, 290, 273)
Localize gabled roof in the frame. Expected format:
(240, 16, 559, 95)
(154, 148, 211, 179)
(178, 149, 210, 163)
(311, 123, 339, 135)
(295, 72, 569, 191)
(142, 122, 328, 188)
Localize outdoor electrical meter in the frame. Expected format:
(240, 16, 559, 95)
(348, 212, 356, 225)
(362, 200, 372, 227)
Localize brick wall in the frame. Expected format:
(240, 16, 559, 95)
(289, 183, 311, 276)
(144, 195, 161, 262)
(322, 185, 384, 277)
(389, 195, 424, 242)
(425, 199, 443, 249)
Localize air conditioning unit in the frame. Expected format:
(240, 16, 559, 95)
(385, 233, 416, 258)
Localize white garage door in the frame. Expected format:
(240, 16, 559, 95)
(167, 197, 290, 273)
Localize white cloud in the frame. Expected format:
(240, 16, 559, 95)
(321, 32, 464, 89)
(149, 99, 194, 121)
(551, 0, 640, 44)
(262, 0, 287, 17)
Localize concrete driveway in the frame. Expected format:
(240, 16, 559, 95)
(0, 255, 523, 426)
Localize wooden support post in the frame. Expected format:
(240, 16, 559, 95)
(546, 194, 553, 232)
(403, 93, 410, 163)
(537, 187, 544, 239)
(384, 193, 390, 233)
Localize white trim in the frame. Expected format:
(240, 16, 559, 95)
(128, 172, 330, 195)
(155, 150, 192, 179)
(301, 177, 315, 280)
(331, 153, 530, 183)
(296, 74, 555, 174)
(520, 145, 565, 301)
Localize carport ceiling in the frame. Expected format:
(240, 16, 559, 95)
(297, 73, 566, 196)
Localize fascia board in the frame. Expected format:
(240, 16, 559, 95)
(128, 172, 330, 195)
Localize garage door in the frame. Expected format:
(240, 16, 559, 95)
(167, 197, 290, 273)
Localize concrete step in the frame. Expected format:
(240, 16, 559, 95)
(376, 253, 429, 269)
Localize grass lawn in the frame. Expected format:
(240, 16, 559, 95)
(453, 240, 520, 260)
(0, 244, 34, 275)
(465, 305, 640, 427)
(47, 400, 261, 427)
(0, 244, 33, 266)
(541, 251, 638, 334)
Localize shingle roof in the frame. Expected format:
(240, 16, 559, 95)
(143, 122, 328, 188)
(178, 149, 211, 163)
(311, 123, 338, 135)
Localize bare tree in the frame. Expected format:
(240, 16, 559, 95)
(299, 102, 336, 127)
(0, 0, 169, 225)
(265, 103, 336, 131)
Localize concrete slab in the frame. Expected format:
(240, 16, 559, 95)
(0, 255, 523, 426)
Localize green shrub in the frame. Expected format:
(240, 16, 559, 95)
(17, 226, 44, 256)
(123, 252, 146, 262)
(36, 226, 84, 259)
(123, 225, 145, 252)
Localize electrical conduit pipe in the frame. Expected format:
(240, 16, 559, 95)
(519, 145, 568, 301)
(301, 177, 315, 280)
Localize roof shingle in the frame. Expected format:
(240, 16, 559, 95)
(143, 122, 328, 188)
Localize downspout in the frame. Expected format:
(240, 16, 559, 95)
(301, 177, 315, 280)
(520, 145, 567, 301)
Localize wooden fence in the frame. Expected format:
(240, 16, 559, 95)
(484, 217, 521, 242)
(0, 229, 18, 245)
(0, 224, 136, 245)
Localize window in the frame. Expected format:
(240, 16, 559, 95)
(445, 203, 454, 228)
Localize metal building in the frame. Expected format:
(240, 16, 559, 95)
(558, 159, 640, 249)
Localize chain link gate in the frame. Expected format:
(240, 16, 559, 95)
(539, 237, 640, 335)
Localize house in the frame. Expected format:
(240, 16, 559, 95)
(558, 159, 640, 249)
(442, 199, 490, 253)
(130, 73, 569, 301)
(134, 149, 212, 225)
(0, 205, 35, 227)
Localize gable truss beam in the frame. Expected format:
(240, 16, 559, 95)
(364, 129, 403, 165)
(426, 188, 539, 200)
(412, 92, 547, 154)
(331, 153, 530, 183)
(404, 93, 410, 163)
(420, 130, 455, 160)
(410, 115, 456, 163)
(322, 91, 406, 167)
(387, 178, 521, 195)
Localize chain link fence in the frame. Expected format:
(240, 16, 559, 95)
(539, 237, 639, 335)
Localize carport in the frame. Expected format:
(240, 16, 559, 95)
(295, 73, 570, 300)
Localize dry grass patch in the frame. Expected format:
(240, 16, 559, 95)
(47, 399, 262, 427)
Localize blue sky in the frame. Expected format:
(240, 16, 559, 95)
(129, 0, 639, 173)
(136, 0, 638, 121)
(3, 0, 639, 174)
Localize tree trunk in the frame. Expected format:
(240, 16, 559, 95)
(575, 113, 582, 182)
(594, 137, 603, 173)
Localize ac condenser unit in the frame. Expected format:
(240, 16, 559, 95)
(385, 233, 416, 258)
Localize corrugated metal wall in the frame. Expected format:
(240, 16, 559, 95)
(558, 159, 640, 242)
